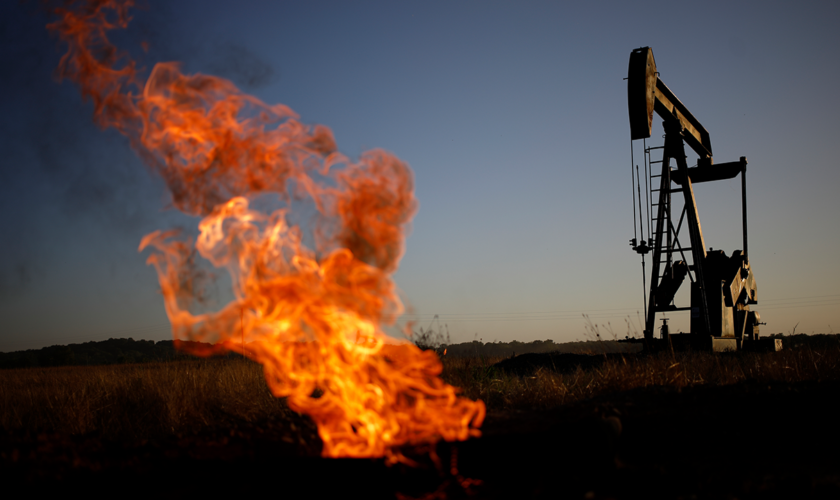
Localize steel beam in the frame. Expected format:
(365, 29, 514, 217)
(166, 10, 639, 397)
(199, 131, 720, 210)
(654, 79, 713, 159)
(664, 120, 712, 337)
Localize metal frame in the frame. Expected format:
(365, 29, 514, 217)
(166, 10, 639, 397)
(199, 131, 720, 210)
(626, 47, 774, 351)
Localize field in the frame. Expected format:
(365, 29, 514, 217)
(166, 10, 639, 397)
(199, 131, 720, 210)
(2, 340, 840, 498)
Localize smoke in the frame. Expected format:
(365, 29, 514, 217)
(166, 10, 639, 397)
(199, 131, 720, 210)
(205, 43, 275, 90)
(0, 3, 161, 301)
(0, 1, 279, 307)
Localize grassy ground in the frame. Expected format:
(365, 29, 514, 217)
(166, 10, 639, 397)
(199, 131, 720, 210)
(0, 358, 294, 440)
(442, 345, 840, 410)
(3, 344, 840, 498)
(2, 344, 839, 441)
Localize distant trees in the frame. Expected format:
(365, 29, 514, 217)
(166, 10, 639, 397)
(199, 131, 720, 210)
(3, 333, 837, 369)
(767, 333, 840, 350)
(0, 338, 236, 369)
(441, 338, 637, 358)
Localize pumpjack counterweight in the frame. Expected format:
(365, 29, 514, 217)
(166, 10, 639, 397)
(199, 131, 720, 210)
(625, 47, 780, 352)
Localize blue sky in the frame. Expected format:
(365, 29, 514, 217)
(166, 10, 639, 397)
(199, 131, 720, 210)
(1, 0, 839, 351)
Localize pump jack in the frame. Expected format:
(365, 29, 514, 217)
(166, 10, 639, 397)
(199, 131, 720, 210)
(626, 47, 780, 352)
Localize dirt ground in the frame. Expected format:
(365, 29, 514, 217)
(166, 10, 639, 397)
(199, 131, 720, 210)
(2, 377, 839, 499)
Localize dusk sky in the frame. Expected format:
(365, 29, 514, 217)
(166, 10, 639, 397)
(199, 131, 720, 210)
(1, 0, 839, 352)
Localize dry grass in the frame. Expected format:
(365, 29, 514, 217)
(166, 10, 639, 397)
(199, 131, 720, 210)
(440, 346, 840, 410)
(0, 358, 294, 440)
(2, 345, 839, 440)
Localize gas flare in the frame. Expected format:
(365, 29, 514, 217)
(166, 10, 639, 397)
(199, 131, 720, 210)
(48, 0, 484, 460)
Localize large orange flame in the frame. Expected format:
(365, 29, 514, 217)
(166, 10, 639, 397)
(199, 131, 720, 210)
(48, 0, 484, 460)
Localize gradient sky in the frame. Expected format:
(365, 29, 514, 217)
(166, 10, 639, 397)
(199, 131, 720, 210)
(1, 0, 839, 352)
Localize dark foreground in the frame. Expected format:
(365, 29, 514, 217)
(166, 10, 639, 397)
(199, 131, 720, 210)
(2, 379, 838, 499)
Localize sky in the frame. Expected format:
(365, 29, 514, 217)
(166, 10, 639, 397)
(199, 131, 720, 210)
(1, 0, 839, 352)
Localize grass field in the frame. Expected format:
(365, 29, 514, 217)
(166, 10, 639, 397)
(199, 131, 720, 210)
(443, 344, 840, 409)
(2, 342, 838, 441)
(3, 341, 840, 498)
(0, 358, 292, 440)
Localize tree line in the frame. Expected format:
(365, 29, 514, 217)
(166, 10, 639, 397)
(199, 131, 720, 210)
(0, 338, 236, 369)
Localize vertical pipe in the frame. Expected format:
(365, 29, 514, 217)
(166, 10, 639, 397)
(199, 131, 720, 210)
(641, 254, 647, 320)
(637, 166, 645, 241)
(631, 142, 638, 243)
(665, 165, 672, 274)
(740, 156, 748, 261)
(644, 138, 651, 242)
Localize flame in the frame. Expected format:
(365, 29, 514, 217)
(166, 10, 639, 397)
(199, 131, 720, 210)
(48, 0, 484, 460)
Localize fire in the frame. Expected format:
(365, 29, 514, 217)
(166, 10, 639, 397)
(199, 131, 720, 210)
(48, 0, 484, 460)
